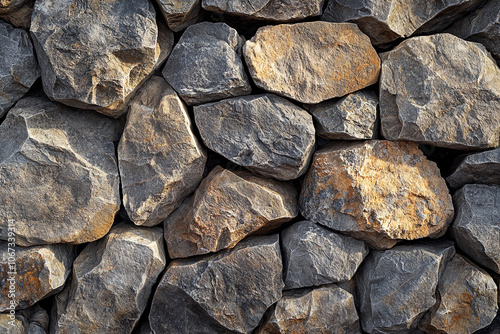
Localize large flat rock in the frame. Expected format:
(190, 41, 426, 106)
(446, 148, 500, 189)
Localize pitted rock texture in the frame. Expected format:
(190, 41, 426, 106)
(243, 22, 380, 104)
(0, 21, 39, 117)
(149, 235, 283, 334)
(446, 148, 500, 189)
(307, 89, 378, 140)
(282, 221, 368, 289)
(258, 285, 361, 334)
(194, 94, 315, 180)
(357, 242, 455, 333)
(0, 0, 33, 28)
(165, 166, 297, 258)
(202, 0, 325, 22)
(30, 0, 174, 117)
(322, 0, 484, 47)
(52, 224, 166, 334)
(299, 140, 454, 249)
(163, 22, 251, 105)
(0, 97, 121, 246)
(380, 33, 500, 150)
(420, 254, 498, 334)
(452, 184, 500, 274)
(0, 305, 49, 334)
(118, 76, 206, 227)
(156, 0, 203, 32)
(0, 243, 74, 312)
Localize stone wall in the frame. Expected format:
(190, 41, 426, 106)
(1, 0, 500, 333)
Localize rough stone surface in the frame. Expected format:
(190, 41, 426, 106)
(0, 97, 121, 246)
(452, 184, 500, 274)
(156, 0, 203, 32)
(243, 22, 380, 104)
(118, 76, 206, 227)
(0, 305, 49, 334)
(52, 224, 166, 334)
(475, 314, 500, 334)
(420, 254, 498, 334)
(322, 0, 485, 47)
(380, 33, 500, 150)
(282, 221, 368, 289)
(202, 0, 325, 22)
(0, 0, 34, 28)
(0, 242, 74, 311)
(357, 242, 455, 333)
(194, 94, 315, 180)
(149, 235, 283, 334)
(446, 148, 500, 189)
(163, 22, 251, 105)
(30, 0, 174, 117)
(165, 166, 297, 258)
(306, 89, 378, 140)
(0, 21, 39, 117)
(299, 140, 454, 249)
(258, 285, 361, 334)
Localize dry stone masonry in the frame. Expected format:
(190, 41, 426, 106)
(0, 0, 499, 333)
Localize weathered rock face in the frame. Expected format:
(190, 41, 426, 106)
(163, 22, 251, 105)
(202, 0, 325, 22)
(194, 94, 315, 180)
(0, 97, 121, 246)
(155, 0, 203, 32)
(282, 221, 368, 289)
(357, 242, 455, 333)
(307, 89, 378, 140)
(322, 0, 485, 47)
(52, 224, 166, 334)
(420, 254, 498, 334)
(0, 242, 74, 312)
(149, 235, 283, 334)
(0, 0, 34, 28)
(380, 33, 500, 150)
(0, 21, 39, 117)
(446, 148, 500, 189)
(258, 285, 361, 334)
(0, 305, 49, 334)
(475, 314, 500, 334)
(165, 166, 297, 258)
(30, 0, 174, 117)
(299, 140, 454, 249)
(452, 184, 500, 274)
(243, 22, 380, 104)
(118, 76, 206, 227)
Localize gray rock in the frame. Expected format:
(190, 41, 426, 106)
(322, 0, 485, 47)
(163, 22, 251, 105)
(30, 0, 174, 117)
(149, 235, 283, 334)
(0, 21, 39, 117)
(306, 90, 378, 140)
(420, 254, 498, 334)
(0, 305, 49, 334)
(194, 94, 315, 180)
(475, 314, 500, 334)
(52, 224, 166, 334)
(155, 0, 203, 32)
(118, 76, 206, 227)
(0, 96, 121, 246)
(451, 184, 500, 274)
(380, 33, 500, 150)
(165, 166, 297, 258)
(282, 221, 368, 290)
(357, 242, 455, 333)
(202, 0, 325, 22)
(0, 0, 34, 28)
(258, 285, 361, 334)
(0, 242, 74, 311)
(446, 148, 500, 189)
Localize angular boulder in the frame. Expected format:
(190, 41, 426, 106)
(380, 33, 500, 150)
(194, 94, 315, 180)
(0, 0, 34, 28)
(163, 22, 251, 105)
(299, 140, 454, 249)
(0, 97, 121, 246)
(52, 224, 166, 334)
(149, 235, 283, 334)
(0, 305, 49, 334)
(452, 184, 500, 274)
(155, 0, 203, 32)
(118, 76, 206, 227)
(243, 22, 380, 104)
(165, 166, 297, 258)
(282, 221, 368, 289)
(446, 148, 500, 189)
